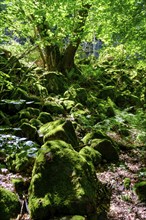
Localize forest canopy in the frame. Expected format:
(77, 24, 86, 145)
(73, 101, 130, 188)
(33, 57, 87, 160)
(0, 0, 146, 72)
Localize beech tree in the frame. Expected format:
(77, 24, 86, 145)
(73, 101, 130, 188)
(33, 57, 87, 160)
(0, 0, 145, 73)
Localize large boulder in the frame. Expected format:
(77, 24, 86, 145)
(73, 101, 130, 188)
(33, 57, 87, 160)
(38, 119, 79, 149)
(0, 187, 20, 220)
(28, 140, 110, 219)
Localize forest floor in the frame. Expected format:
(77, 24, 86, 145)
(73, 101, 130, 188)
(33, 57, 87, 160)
(97, 147, 146, 220)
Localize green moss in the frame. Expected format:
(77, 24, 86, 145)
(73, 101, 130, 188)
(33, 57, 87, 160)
(0, 187, 20, 220)
(134, 181, 146, 202)
(29, 140, 108, 219)
(20, 122, 37, 140)
(91, 139, 119, 162)
(63, 100, 75, 111)
(37, 112, 53, 124)
(39, 119, 79, 149)
(43, 101, 65, 114)
(82, 131, 107, 145)
(79, 146, 102, 166)
(30, 118, 42, 128)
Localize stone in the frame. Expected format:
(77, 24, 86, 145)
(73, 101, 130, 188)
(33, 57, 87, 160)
(82, 131, 107, 145)
(20, 122, 37, 140)
(79, 146, 102, 166)
(91, 139, 119, 162)
(28, 140, 110, 219)
(43, 101, 65, 114)
(0, 187, 20, 220)
(39, 119, 79, 149)
(64, 87, 87, 105)
(134, 181, 146, 202)
(41, 71, 67, 94)
(37, 112, 53, 124)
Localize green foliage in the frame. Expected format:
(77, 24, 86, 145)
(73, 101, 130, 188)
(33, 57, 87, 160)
(0, 71, 13, 92)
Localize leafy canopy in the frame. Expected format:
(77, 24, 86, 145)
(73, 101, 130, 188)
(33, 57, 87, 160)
(0, 0, 146, 57)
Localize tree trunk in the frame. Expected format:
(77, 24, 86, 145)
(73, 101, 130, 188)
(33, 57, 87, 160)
(39, 3, 91, 73)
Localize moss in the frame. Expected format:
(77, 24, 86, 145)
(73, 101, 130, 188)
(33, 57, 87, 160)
(39, 119, 79, 149)
(64, 87, 87, 104)
(12, 178, 30, 197)
(37, 112, 53, 124)
(41, 71, 67, 94)
(82, 131, 107, 145)
(20, 122, 37, 140)
(26, 107, 40, 117)
(91, 139, 119, 162)
(29, 140, 109, 219)
(134, 181, 146, 202)
(79, 146, 102, 166)
(0, 187, 20, 220)
(63, 100, 75, 111)
(43, 101, 65, 114)
(30, 118, 42, 128)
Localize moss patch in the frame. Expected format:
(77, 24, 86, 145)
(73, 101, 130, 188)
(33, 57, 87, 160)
(0, 187, 20, 220)
(39, 119, 79, 149)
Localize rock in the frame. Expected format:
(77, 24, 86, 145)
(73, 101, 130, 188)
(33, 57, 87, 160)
(41, 71, 67, 94)
(82, 131, 107, 145)
(91, 139, 119, 162)
(134, 181, 146, 202)
(64, 87, 87, 105)
(79, 146, 102, 166)
(37, 112, 53, 124)
(0, 99, 26, 115)
(30, 118, 42, 128)
(0, 187, 20, 220)
(28, 140, 110, 219)
(39, 119, 79, 149)
(43, 101, 65, 114)
(20, 122, 37, 140)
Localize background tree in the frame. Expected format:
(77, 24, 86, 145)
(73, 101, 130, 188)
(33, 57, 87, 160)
(0, 0, 146, 73)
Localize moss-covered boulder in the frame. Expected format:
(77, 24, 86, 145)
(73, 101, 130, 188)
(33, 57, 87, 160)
(91, 139, 119, 162)
(134, 181, 146, 202)
(43, 101, 65, 114)
(28, 140, 110, 219)
(39, 119, 79, 149)
(41, 71, 67, 94)
(82, 130, 107, 145)
(20, 122, 37, 140)
(64, 87, 87, 105)
(79, 146, 102, 166)
(37, 112, 53, 124)
(0, 187, 20, 220)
